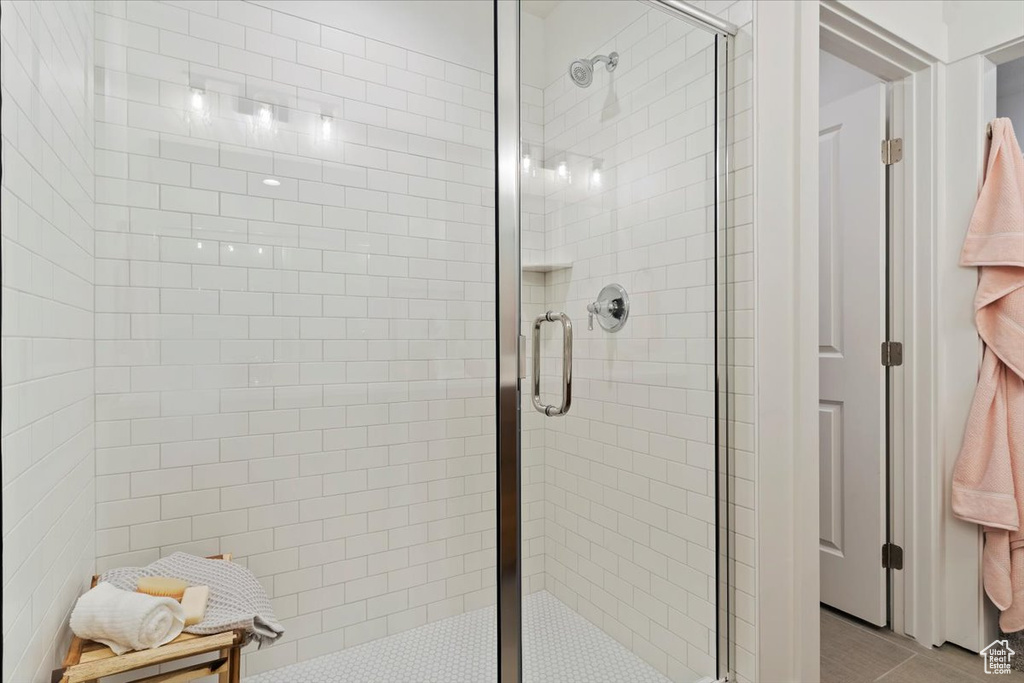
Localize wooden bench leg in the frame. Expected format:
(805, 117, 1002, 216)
(229, 645, 241, 683)
(218, 649, 230, 683)
(218, 645, 240, 683)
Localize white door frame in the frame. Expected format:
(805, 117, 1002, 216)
(753, 3, 824, 679)
(754, 1, 943, 679)
(816, 2, 941, 647)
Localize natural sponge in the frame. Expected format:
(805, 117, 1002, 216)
(136, 576, 188, 601)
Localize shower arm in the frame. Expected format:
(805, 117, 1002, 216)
(588, 53, 619, 71)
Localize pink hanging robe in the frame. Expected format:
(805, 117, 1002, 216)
(952, 118, 1024, 632)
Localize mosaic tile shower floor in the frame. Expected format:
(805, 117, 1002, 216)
(247, 590, 692, 682)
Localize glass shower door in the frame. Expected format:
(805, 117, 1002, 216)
(495, 1, 735, 681)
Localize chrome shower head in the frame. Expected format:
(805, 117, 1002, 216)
(569, 59, 594, 87)
(568, 51, 619, 88)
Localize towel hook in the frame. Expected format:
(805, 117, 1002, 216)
(986, 122, 993, 139)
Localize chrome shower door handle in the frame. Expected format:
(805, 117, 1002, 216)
(531, 311, 573, 417)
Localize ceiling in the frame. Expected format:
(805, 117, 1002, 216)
(522, 0, 560, 19)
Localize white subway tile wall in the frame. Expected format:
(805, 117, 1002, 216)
(522, 2, 754, 681)
(91, 1, 501, 675)
(521, 78, 546, 268)
(521, 78, 549, 595)
(0, 0, 757, 680)
(522, 269, 549, 597)
(1, 1, 97, 681)
(720, 2, 755, 679)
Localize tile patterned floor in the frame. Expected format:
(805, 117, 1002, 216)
(821, 606, 1024, 682)
(247, 591, 687, 683)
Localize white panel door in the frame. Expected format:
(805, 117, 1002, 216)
(818, 82, 887, 626)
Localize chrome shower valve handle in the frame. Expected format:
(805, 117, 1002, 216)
(587, 298, 620, 330)
(587, 283, 630, 332)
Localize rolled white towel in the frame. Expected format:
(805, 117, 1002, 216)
(70, 582, 185, 655)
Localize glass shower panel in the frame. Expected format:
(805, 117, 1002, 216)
(519, 2, 727, 681)
(92, 1, 496, 679)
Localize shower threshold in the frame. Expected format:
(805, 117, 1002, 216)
(246, 590, 696, 682)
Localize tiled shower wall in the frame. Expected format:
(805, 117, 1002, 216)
(1, 1, 97, 681)
(538, 10, 719, 680)
(528, 2, 755, 681)
(520, 44, 550, 595)
(91, 0, 499, 674)
(722, 4, 755, 680)
(0, 2, 757, 681)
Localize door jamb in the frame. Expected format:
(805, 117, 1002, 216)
(755, 0, 943, 677)
(818, 0, 940, 650)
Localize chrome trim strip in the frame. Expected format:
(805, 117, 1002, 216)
(713, 33, 734, 683)
(640, 0, 738, 36)
(495, 1, 522, 681)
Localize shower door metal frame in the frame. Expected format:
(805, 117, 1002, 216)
(494, 2, 736, 682)
(713, 31, 734, 683)
(494, 1, 522, 682)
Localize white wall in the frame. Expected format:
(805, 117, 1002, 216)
(836, 0, 948, 59)
(944, 1, 1024, 63)
(836, 0, 1024, 62)
(1, 1, 97, 681)
(521, 12, 547, 90)
(91, 0, 498, 675)
(250, 0, 494, 72)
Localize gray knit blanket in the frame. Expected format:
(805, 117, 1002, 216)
(101, 553, 284, 647)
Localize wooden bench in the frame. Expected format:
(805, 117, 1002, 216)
(53, 554, 245, 683)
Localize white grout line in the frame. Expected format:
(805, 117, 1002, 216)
(872, 653, 918, 682)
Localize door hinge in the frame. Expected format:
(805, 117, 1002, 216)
(882, 542, 904, 570)
(881, 341, 903, 367)
(881, 138, 903, 165)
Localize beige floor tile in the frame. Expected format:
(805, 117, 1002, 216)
(820, 609, 915, 681)
(821, 606, 1024, 682)
(877, 654, 984, 683)
(820, 653, 876, 683)
(924, 642, 1024, 682)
